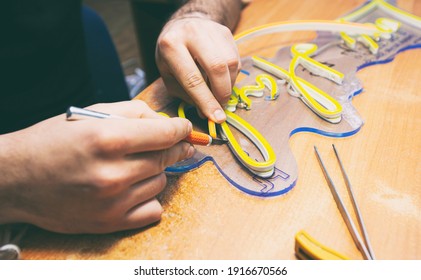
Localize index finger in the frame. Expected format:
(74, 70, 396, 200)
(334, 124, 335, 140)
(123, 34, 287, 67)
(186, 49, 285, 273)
(90, 117, 193, 155)
(190, 30, 240, 107)
(162, 46, 227, 123)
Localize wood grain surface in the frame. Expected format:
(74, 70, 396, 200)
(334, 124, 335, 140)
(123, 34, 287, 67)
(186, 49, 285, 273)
(20, 0, 421, 260)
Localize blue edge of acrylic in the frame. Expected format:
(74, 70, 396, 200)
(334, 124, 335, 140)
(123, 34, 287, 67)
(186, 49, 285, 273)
(166, 44, 421, 198)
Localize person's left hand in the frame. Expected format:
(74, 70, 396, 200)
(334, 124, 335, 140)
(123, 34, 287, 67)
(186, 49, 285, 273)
(156, 15, 241, 123)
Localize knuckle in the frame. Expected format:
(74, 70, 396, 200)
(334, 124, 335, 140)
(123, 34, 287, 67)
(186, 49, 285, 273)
(220, 90, 232, 101)
(154, 173, 167, 193)
(227, 56, 240, 70)
(157, 149, 170, 171)
(158, 142, 191, 171)
(184, 72, 206, 90)
(131, 99, 148, 109)
(221, 26, 236, 42)
(89, 129, 126, 156)
(90, 167, 125, 196)
(157, 33, 178, 52)
(132, 100, 155, 118)
(199, 95, 220, 109)
(220, 25, 232, 36)
(209, 59, 227, 75)
(237, 59, 242, 71)
(173, 19, 202, 38)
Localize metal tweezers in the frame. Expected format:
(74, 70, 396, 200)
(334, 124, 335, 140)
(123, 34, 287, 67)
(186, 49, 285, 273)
(314, 144, 376, 260)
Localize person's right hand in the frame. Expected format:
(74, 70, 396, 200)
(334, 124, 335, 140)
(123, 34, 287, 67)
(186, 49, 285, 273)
(0, 100, 194, 234)
(156, 15, 241, 123)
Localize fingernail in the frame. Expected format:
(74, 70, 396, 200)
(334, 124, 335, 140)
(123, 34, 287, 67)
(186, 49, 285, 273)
(213, 109, 226, 123)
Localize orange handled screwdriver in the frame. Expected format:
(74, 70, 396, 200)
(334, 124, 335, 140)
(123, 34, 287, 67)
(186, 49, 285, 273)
(66, 106, 227, 146)
(184, 130, 227, 146)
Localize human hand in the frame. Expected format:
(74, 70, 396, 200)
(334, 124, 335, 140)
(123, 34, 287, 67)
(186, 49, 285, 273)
(0, 101, 194, 233)
(156, 15, 241, 123)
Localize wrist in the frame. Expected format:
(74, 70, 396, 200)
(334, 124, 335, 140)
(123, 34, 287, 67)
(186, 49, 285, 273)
(170, 3, 211, 21)
(166, 13, 211, 29)
(169, 0, 243, 31)
(170, 11, 211, 22)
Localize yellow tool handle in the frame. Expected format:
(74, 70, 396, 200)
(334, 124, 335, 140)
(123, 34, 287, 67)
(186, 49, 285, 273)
(295, 230, 350, 260)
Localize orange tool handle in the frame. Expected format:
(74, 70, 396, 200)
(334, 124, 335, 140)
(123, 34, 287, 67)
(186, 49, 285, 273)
(184, 131, 212, 146)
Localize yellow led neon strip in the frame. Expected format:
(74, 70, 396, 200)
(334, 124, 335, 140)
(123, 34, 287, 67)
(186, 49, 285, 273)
(226, 86, 241, 112)
(238, 74, 279, 110)
(337, 18, 380, 54)
(177, 102, 188, 118)
(220, 110, 276, 178)
(234, 20, 380, 44)
(178, 102, 276, 178)
(337, 0, 421, 53)
(291, 43, 344, 84)
(252, 45, 343, 123)
(208, 120, 217, 138)
(219, 18, 396, 174)
(233, 20, 387, 123)
(338, 17, 401, 54)
(177, 102, 217, 139)
(233, 14, 421, 121)
(340, 0, 421, 29)
(289, 44, 343, 123)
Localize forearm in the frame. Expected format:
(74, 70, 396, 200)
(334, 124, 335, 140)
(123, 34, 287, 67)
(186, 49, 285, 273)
(170, 0, 245, 31)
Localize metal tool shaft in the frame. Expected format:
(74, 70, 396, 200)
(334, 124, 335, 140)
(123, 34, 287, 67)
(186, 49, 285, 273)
(66, 106, 124, 120)
(332, 144, 375, 260)
(314, 146, 373, 260)
(65, 106, 226, 146)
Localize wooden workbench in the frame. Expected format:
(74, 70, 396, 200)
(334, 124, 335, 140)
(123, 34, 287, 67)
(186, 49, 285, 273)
(20, 0, 421, 260)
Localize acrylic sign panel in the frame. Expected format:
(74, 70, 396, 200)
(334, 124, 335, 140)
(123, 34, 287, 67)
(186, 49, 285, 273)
(166, 0, 421, 197)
